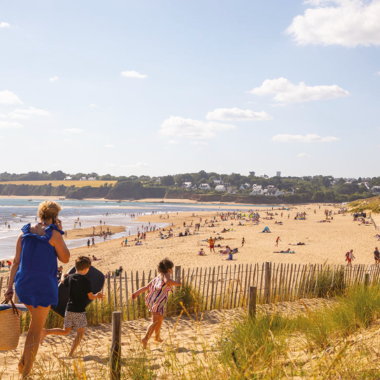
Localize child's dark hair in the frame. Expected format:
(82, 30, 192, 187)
(158, 258, 174, 274)
(75, 256, 92, 271)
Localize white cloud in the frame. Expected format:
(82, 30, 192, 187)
(0, 90, 23, 105)
(206, 107, 273, 121)
(160, 116, 236, 139)
(167, 139, 179, 144)
(9, 106, 50, 119)
(49, 76, 58, 83)
(272, 134, 339, 143)
(286, 0, 380, 47)
(190, 141, 209, 146)
(62, 128, 83, 133)
(297, 152, 311, 158)
(121, 70, 147, 79)
(90, 103, 98, 107)
(0, 22, 11, 28)
(0, 120, 23, 129)
(248, 78, 349, 103)
(105, 144, 115, 148)
(376, 72, 380, 76)
(124, 162, 149, 168)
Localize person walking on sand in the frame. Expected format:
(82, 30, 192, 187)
(275, 236, 281, 247)
(207, 236, 215, 253)
(346, 249, 355, 267)
(40, 256, 104, 356)
(132, 258, 181, 348)
(241, 237, 245, 247)
(374, 247, 380, 266)
(4, 201, 70, 379)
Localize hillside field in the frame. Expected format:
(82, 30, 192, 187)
(0, 180, 117, 188)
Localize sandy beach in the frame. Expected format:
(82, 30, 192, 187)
(55, 205, 379, 276)
(64, 225, 126, 240)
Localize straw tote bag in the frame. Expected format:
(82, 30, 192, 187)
(0, 299, 20, 351)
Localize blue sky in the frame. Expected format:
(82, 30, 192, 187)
(0, 0, 379, 178)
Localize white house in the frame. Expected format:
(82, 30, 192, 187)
(88, 177, 97, 181)
(64, 176, 72, 180)
(213, 179, 223, 185)
(259, 174, 269, 179)
(80, 177, 87, 181)
(199, 183, 211, 190)
(250, 184, 263, 195)
(215, 185, 227, 192)
(266, 186, 281, 197)
(239, 183, 250, 190)
(372, 186, 380, 194)
(182, 182, 193, 189)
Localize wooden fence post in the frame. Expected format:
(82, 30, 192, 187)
(175, 266, 182, 283)
(365, 273, 369, 289)
(110, 311, 122, 380)
(248, 286, 257, 318)
(264, 262, 271, 304)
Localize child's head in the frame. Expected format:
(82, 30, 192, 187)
(75, 256, 92, 274)
(158, 258, 174, 274)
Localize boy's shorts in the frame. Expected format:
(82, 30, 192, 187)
(63, 311, 87, 329)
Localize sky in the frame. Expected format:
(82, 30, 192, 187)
(0, 0, 379, 178)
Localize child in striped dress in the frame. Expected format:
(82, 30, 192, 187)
(132, 258, 181, 348)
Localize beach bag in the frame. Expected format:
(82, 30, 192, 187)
(0, 299, 20, 350)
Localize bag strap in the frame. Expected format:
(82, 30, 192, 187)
(1, 299, 20, 316)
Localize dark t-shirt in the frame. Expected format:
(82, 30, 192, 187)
(375, 250, 380, 259)
(64, 273, 92, 313)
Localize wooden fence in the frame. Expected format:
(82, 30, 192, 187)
(2, 262, 380, 323)
(370, 215, 380, 231)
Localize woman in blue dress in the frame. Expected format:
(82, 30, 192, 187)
(4, 201, 70, 379)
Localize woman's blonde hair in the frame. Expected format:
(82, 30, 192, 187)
(38, 201, 62, 221)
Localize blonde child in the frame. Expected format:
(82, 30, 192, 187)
(132, 258, 181, 348)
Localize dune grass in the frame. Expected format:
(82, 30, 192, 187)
(12, 282, 380, 379)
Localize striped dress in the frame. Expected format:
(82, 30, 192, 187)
(145, 276, 172, 315)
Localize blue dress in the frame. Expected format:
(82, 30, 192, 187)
(15, 223, 64, 308)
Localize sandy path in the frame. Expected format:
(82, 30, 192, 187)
(0, 298, 330, 379)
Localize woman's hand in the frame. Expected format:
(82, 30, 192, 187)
(56, 218, 63, 230)
(132, 292, 138, 300)
(4, 289, 14, 302)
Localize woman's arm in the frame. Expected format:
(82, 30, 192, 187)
(51, 229, 70, 264)
(4, 233, 22, 300)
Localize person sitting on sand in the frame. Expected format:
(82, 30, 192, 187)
(92, 255, 98, 261)
(199, 248, 206, 256)
(225, 251, 233, 260)
(132, 258, 182, 348)
(40, 257, 104, 357)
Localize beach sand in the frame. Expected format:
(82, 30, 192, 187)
(64, 225, 126, 240)
(56, 205, 379, 276)
(1, 206, 378, 281)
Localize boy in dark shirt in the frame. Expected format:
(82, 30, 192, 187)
(40, 256, 104, 356)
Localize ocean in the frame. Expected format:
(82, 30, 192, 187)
(0, 198, 269, 260)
